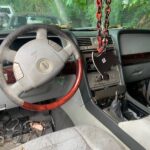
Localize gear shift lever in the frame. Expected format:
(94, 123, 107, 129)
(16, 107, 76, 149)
(105, 91, 124, 122)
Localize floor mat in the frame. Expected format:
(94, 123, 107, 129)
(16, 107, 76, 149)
(0, 107, 74, 150)
(0, 110, 53, 149)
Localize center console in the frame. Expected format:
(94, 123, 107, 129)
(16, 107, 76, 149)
(77, 36, 125, 100)
(85, 52, 120, 90)
(77, 35, 148, 123)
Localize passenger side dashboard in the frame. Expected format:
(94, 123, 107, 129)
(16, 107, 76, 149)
(119, 30, 150, 82)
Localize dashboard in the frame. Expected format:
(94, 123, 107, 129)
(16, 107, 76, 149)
(79, 37, 121, 89)
(0, 29, 149, 109)
(119, 30, 150, 82)
(75, 33, 124, 100)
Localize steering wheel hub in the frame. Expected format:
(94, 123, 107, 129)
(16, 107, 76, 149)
(37, 58, 52, 73)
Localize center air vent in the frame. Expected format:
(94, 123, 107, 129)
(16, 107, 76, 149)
(77, 38, 92, 47)
(77, 36, 113, 52)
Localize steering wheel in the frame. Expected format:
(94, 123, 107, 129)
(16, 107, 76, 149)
(0, 24, 83, 111)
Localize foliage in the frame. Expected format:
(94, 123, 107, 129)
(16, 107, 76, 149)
(0, 0, 149, 29)
(61, 0, 150, 28)
(123, 0, 150, 28)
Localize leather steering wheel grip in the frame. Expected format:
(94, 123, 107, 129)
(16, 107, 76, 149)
(0, 24, 83, 111)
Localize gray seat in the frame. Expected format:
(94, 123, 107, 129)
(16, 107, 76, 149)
(119, 116, 150, 150)
(13, 125, 126, 150)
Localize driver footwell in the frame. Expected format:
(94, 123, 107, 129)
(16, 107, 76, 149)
(0, 107, 74, 150)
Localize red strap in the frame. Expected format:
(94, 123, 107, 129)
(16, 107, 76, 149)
(96, 0, 111, 54)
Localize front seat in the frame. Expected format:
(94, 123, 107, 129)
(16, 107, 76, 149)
(13, 125, 126, 150)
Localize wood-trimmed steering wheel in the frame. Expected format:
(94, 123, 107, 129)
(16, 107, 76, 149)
(0, 24, 83, 111)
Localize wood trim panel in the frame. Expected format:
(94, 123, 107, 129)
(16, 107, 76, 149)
(122, 52, 150, 66)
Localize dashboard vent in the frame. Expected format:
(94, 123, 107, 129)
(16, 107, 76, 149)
(77, 38, 92, 46)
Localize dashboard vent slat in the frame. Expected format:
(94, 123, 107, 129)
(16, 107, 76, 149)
(77, 38, 92, 46)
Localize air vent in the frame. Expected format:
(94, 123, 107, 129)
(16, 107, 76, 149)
(77, 38, 92, 47)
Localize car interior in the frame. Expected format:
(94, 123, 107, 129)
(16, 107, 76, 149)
(0, 0, 150, 150)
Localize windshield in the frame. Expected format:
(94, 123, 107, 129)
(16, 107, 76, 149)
(0, 0, 149, 32)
